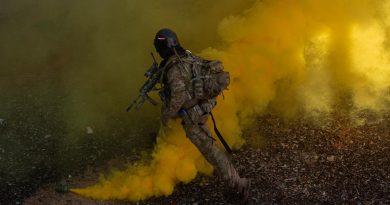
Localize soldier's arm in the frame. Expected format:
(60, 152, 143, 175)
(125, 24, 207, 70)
(162, 64, 187, 121)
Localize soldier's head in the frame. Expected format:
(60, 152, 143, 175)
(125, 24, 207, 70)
(154, 28, 183, 59)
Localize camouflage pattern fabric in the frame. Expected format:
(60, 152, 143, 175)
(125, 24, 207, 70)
(161, 53, 243, 190)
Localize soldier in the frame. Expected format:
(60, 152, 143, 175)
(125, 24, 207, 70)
(154, 28, 251, 201)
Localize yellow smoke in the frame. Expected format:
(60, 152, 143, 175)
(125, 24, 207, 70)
(73, 123, 213, 201)
(72, 0, 390, 201)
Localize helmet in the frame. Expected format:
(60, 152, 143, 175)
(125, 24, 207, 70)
(154, 28, 180, 59)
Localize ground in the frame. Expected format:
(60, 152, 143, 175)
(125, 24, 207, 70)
(24, 113, 390, 205)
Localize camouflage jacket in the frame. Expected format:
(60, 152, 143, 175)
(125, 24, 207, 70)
(160, 54, 189, 120)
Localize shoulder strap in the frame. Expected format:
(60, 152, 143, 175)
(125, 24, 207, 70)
(179, 54, 204, 78)
(159, 56, 180, 84)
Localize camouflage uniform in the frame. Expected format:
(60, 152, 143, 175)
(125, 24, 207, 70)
(160, 53, 247, 192)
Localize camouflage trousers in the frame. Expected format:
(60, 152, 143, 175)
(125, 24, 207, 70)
(181, 111, 242, 189)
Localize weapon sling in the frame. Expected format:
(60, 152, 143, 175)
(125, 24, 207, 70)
(210, 112, 232, 153)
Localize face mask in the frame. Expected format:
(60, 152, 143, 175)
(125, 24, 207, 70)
(154, 38, 173, 59)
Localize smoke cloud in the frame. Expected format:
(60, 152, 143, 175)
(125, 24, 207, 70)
(1, 0, 388, 202)
(0, 0, 255, 201)
(0, 0, 255, 137)
(71, 0, 390, 201)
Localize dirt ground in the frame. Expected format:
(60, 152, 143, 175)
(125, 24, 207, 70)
(24, 113, 390, 205)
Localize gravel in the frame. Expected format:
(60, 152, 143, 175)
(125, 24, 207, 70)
(24, 112, 390, 205)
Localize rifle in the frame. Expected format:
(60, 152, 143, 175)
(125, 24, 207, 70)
(126, 53, 162, 112)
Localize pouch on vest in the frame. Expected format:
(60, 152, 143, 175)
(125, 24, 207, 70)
(190, 58, 230, 100)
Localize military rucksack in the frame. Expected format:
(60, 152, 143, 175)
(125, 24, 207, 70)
(179, 53, 230, 100)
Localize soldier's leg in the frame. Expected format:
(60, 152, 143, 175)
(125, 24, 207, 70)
(182, 122, 242, 189)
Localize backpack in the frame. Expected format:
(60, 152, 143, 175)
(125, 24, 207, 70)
(180, 53, 230, 100)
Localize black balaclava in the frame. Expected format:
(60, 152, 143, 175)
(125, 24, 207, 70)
(154, 28, 186, 60)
